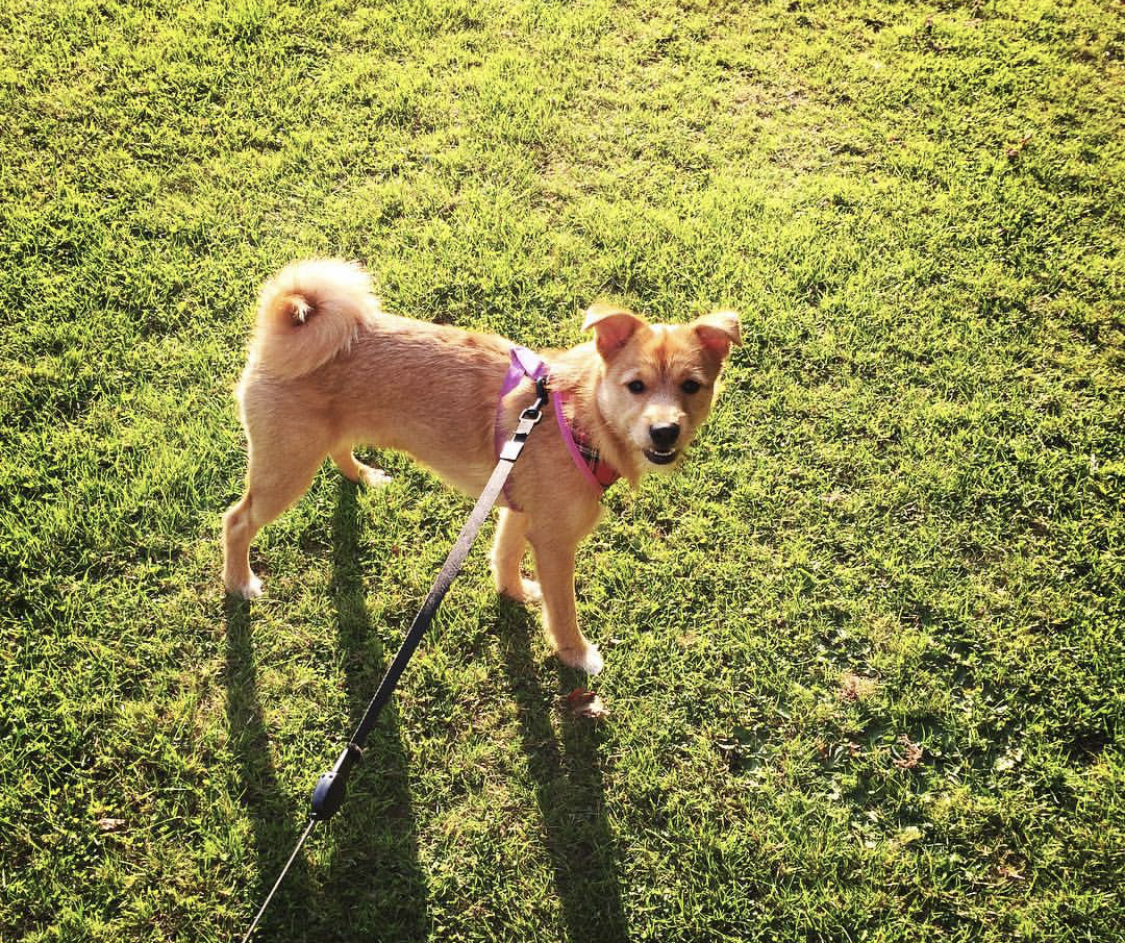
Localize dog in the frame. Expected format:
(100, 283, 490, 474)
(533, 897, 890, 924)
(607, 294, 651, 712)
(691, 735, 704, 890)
(223, 259, 740, 674)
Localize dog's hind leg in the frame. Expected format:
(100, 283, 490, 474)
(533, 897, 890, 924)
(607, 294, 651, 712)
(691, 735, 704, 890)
(331, 447, 392, 489)
(223, 433, 327, 599)
(490, 508, 541, 603)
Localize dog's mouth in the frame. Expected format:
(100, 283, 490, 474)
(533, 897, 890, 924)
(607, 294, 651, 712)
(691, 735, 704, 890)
(643, 448, 679, 466)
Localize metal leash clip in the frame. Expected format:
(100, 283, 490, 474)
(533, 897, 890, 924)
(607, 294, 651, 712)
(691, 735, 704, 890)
(501, 377, 549, 462)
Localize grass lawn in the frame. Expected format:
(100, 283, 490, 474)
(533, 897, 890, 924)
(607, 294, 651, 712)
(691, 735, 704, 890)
(2, 0, 1123, 940)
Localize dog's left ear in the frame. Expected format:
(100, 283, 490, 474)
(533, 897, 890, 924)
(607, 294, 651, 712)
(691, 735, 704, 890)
(693, 310, 742, 359)
(583, 304, 646, 359)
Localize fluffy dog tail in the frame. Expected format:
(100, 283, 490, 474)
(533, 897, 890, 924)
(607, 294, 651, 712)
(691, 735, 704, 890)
(248, 258, 379, 379)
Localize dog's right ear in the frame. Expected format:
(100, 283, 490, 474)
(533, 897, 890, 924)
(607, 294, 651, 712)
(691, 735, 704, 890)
(582, 304, 646, 359)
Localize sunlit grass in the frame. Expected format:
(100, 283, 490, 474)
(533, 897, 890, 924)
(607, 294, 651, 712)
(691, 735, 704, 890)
(2, 1, 1123, 940)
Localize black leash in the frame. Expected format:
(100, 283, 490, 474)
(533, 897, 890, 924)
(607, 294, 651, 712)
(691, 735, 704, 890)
(241, 377, 549, 942)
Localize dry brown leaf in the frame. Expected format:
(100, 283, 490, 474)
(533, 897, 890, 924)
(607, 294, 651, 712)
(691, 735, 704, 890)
(1006, 132, 1033, 158)
(894, 735, 923, 769)
(96, 817, 125, 832)
(566, 688, 608, 721)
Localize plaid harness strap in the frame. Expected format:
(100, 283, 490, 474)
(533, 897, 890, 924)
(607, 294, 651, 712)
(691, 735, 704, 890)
(553, 389, 621, 493)
(495, 346, 620, 510)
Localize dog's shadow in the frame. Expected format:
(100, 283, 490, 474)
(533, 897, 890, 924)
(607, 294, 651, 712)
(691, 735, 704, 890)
(496, 604, 630, 943)
(224, 481, 430, 942)
(227, 479, 627, 941)
(225, 593, 319, 935)
(305, 480, 431, 940)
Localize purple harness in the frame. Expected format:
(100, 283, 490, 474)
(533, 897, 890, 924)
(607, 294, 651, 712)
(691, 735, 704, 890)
(494, 346, 620, 510)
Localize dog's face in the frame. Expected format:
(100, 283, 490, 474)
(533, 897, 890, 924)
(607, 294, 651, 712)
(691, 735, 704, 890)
(584, 304, 741, 472)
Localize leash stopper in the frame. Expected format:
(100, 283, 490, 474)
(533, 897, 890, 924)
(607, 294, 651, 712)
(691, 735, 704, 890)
(310, 742, 363, 821)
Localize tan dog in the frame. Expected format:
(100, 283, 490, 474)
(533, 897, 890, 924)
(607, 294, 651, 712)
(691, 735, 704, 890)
(223, 259, 740, 673)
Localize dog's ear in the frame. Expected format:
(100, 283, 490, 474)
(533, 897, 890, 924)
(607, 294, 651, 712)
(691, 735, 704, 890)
(582, 304, 646, 359)
(693, 310, 741, 359)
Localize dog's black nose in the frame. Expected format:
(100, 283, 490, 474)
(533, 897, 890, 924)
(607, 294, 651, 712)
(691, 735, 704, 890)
(649, 422, 680, 450)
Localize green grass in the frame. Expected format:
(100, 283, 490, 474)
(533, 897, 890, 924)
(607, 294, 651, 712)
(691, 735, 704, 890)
(2, 0, 1123, 940)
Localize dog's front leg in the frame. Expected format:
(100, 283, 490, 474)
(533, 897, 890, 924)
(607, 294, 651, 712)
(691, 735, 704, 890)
(490, 508, 543, 604)
(528, 535, 603, 675)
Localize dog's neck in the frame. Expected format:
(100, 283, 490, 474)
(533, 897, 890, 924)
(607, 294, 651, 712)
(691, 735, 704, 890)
(547, 347, 642, 487)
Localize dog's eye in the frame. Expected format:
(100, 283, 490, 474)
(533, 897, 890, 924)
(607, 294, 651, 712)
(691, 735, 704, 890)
(682, 379, 702, 395)
(626, 380, 646, 394)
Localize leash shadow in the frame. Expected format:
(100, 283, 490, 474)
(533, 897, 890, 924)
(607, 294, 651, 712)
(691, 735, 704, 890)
(497, 601, 630, 943)
(296, 478, 430, 941)
(224, 594, 316, 936)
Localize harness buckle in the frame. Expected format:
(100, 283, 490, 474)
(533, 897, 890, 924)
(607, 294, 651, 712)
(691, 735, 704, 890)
(518, 377, 550, 424)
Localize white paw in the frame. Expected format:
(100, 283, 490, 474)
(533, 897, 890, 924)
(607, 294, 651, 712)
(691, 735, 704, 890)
(496, 577, 542, 605)
(359, 466, 392, 488)
(519, 578, 544, 604)
(229, 576, 263, 600)
(560, 643, 604, 676)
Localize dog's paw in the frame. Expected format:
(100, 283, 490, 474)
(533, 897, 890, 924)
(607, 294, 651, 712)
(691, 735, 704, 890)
(559, 642, 604, 676)
(359, 466, 392, 489)
(228, 576, 263, 600)
(496, 577, 543, 605)
(506, 578, 544, 605)
(519, 578, 544, 604)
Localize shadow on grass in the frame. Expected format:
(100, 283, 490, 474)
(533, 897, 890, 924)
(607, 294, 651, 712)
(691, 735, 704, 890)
(224, 594, 316, 938)
(497, 601, 630, 943)
(224, 480, 430, 941)
(227, 479, 624, 941)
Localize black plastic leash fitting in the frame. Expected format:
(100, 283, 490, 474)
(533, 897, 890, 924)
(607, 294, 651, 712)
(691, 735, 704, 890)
(310, 742, 363, 821)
